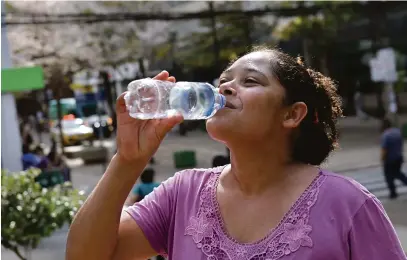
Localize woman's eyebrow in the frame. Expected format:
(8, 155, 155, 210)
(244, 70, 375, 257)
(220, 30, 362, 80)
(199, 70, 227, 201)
(222, 67, 267, 79)
(244, 67, 267, 79)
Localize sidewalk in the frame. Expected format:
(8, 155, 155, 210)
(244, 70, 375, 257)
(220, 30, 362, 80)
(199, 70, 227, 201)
(383, 197, 407, 250)
(324, 145, 407, 173)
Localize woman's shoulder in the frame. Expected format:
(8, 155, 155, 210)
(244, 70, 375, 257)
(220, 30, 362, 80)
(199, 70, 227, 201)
(159, 166, 225, 205)
(172, 165, 225, 187)
(319, 169, 375, 208)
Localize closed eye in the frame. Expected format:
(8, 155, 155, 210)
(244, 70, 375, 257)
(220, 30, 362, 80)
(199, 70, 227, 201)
(218, 78, 229, 87)
(244, 78, 258, 85)
(219, 78, 228, 84)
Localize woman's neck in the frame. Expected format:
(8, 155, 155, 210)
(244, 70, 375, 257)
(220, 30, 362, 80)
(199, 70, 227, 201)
(224, 140, 299, 196)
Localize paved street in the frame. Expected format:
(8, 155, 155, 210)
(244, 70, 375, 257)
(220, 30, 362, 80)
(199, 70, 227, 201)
(341, 165, 407, 201)
(2, 117, 407, 259)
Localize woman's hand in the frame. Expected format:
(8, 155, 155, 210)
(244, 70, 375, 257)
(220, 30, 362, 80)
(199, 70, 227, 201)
(115, 71, 183, 164)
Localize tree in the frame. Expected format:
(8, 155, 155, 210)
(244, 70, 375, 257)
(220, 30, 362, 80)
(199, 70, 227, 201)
(1, 168, 85, 260)
(276, 1, 359, 75)
(164, 1, 278, 75)
(5, 0, 173, 128)
(6, 1, 172, 77)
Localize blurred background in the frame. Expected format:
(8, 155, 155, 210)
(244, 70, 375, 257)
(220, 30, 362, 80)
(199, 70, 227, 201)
(1, 1, 407, 259)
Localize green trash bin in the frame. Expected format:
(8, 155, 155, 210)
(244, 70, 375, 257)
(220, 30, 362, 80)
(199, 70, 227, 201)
(173, 150, 197, 169)
(35, 170, 64, 188)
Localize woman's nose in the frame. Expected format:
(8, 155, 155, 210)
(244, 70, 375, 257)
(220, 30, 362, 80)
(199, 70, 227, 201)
(219, 82, 237, 96)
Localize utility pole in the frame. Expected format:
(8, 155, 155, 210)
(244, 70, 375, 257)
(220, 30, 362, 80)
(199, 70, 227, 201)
(208, 1, 221, 73)
(368, 1, 386, 119)
(243, 14, 253, 49)
(169, 31, 177, 71)
(49, 65, 66, 155)
(100, 71, 116, 129)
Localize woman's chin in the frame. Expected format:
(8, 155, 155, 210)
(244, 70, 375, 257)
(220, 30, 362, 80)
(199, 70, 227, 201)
(206, 116, 233, 142)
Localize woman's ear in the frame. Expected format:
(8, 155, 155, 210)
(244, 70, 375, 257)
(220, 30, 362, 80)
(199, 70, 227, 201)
(283, 102, 308, 129)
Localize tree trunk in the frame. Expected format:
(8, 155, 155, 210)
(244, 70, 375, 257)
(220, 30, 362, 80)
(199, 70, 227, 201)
(100, 71, 116, 129)
(319, 51, 330, 76)
(368, 1, 387, 119)
(50, 65, 66, 155)
(302, 38, 312, 67)
(243, 15, 253, 49)
(376, 83, 385, 118)
(208, 1, 220, 72)
(56, 94, 65, 154)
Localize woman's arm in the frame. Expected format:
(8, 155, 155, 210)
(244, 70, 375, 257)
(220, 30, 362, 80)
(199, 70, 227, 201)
(66, 155, 155, 260)
(66, 71, 182, 260)
(125, 192, 139, 206)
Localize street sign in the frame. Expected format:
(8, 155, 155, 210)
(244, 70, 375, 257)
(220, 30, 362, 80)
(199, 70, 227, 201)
(369, 47, 398, 83)
(1, 66, 44, 92)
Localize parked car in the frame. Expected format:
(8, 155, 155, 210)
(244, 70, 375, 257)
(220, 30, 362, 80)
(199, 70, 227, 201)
(51, 117, 94, 146)
(84, 114, 114, 138)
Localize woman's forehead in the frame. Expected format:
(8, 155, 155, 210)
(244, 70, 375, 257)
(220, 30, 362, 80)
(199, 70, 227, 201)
(227, 51, 272, 74)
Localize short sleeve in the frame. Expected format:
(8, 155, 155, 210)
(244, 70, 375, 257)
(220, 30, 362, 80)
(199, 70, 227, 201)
(348, 196, 406, 260)
(124, 172, 181, 255)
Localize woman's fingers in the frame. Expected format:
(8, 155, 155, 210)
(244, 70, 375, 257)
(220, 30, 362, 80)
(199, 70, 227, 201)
(116, 92, 128, 113)
(153, 70, 169, 81)
(168, 76, 176, 83)
(154, 114, 184, 140)
(152, 71, 176, 82)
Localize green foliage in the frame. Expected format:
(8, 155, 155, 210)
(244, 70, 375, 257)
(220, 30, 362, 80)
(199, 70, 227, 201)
(1, 168, 85, 260)
(177, 2, 274, 69)
(4, 1, 18, 12)
(276, 2, 359, 47)
(81, 8, 94, 15)
(395, 70, 406, 93)
(102, 1, 125, 7)
(275, 1, 361, 73)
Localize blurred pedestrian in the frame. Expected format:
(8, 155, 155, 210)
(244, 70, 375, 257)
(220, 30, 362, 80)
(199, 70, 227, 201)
(47, 138, 71, 182)
(20, 120, 34, 147)
(36, 110, 44, 142)
(381, 118, 407, 199)
(126, 168, 160, 205)
(212, 155, 230, 167)
(33, 145, 49, 170)
(21, 144, 49, 170)
(21, 144, 40, 170)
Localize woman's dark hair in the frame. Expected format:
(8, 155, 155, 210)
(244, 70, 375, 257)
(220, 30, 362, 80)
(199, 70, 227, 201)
(244, 46, 343, 165)
(140, 168, 155, 183)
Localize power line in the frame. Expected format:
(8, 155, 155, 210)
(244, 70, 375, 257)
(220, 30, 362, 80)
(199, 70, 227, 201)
(1, 2, 372, 26)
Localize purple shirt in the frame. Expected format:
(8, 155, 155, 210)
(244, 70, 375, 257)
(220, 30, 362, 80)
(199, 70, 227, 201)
(125, 167, 406, 260)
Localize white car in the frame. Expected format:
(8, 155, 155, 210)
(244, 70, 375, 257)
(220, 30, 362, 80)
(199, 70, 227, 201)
(51, 118, 94, 146)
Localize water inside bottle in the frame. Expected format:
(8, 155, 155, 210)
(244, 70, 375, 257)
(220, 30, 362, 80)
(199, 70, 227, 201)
(169, 82, 215, 120)
(125, 79, 173, 119)
(125, 79, 223, 120)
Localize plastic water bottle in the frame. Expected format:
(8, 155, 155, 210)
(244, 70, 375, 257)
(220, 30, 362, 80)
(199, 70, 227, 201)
(124, 78, 226, 120)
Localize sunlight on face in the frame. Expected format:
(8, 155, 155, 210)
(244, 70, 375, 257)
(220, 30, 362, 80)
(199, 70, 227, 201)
(206, 51, 287, 144)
